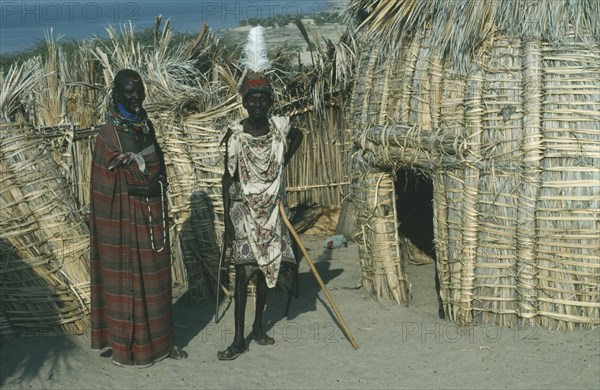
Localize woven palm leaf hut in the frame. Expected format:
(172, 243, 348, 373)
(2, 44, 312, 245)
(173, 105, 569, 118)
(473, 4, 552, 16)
(347, 0, 599, 329)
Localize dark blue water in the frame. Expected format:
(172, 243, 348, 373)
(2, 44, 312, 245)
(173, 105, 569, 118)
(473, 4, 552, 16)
(0, 1, 335, 54)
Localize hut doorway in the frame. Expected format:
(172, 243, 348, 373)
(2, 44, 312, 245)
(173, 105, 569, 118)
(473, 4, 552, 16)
(394, 168, 444, 318)
(395, 169, 435, 259)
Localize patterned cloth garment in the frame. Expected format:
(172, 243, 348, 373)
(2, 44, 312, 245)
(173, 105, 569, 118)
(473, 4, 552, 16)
(221, 115, 296, 288)
(89, 105, 173, 367)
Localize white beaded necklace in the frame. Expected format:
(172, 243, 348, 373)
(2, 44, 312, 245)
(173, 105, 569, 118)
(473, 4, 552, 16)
(146, 181, 167, 253)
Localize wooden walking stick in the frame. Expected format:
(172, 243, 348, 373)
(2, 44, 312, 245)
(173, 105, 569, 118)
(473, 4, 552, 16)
(279, 202, 359, 350)
(215, 235, 233, 324)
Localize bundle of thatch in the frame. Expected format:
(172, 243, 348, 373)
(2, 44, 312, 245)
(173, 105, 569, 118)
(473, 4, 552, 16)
(353, 169, 409, 304)
(348, 0, 599, 329)
(0, 17, 355, 335)
(0, 121, 91, 336)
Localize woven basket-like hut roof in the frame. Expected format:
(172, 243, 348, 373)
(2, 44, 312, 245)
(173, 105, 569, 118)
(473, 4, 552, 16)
(347, 0, 600, 73)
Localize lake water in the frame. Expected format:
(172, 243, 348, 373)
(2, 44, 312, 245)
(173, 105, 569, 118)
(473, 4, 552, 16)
(0, 0, 335, 54)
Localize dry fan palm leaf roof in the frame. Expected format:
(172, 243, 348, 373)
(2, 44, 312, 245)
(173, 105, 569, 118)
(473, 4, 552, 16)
(347, 0, 600, 71)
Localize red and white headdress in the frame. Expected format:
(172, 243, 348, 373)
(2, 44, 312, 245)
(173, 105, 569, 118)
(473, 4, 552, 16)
(240, 26, 273, 99)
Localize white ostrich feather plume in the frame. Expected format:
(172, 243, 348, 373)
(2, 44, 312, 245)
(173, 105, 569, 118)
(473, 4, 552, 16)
(241, 26, 271, 73)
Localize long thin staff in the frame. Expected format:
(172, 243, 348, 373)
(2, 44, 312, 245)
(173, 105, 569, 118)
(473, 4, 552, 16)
(215, 236, 232, 323)
(279, 202, 359, 350)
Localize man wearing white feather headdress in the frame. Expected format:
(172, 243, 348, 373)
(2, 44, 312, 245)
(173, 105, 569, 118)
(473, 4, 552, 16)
(217, 26, 303, 361)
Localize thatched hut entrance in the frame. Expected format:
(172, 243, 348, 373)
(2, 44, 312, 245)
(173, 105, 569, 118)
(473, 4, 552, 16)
(351, 165, 438, 308)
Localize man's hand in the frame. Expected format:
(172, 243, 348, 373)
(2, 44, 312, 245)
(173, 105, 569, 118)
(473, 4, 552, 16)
(284, 127, 303, 168)
(109, 152, 136, 171)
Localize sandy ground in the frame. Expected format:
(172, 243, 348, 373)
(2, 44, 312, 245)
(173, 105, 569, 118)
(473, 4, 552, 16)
(1, 233, 599, 390)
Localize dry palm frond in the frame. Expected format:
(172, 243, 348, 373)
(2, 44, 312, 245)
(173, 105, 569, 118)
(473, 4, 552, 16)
(333, 32, 359, 89)
(92, 19, 220, 122)
(0, 60, 45, 122)
(348, 0, 600, 73)
(37, 31, 64, 126)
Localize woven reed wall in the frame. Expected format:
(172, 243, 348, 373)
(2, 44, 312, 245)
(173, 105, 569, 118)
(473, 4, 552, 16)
(352, 29, 600, 329)
(0, 123, 91, 337)
(285, 104, 352, 207)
